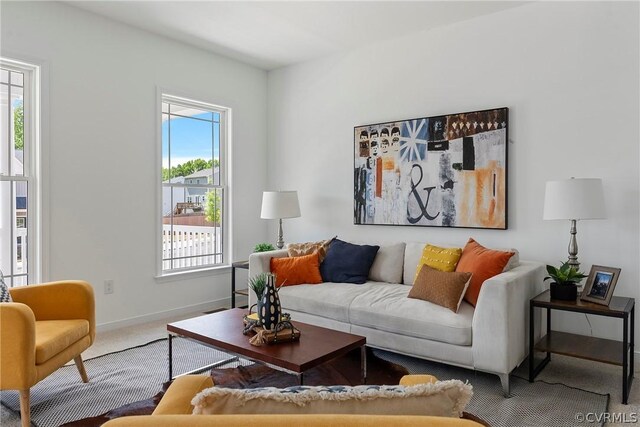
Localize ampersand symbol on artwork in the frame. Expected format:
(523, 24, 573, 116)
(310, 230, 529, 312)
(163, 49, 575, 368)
(407, 164, 440, 224)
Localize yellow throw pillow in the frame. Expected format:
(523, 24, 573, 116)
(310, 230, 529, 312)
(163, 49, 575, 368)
(414, 244, 462, 282)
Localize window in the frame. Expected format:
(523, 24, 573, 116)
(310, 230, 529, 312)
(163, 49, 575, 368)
(0, 59, 40, 287)
(160, 95, 226, 273)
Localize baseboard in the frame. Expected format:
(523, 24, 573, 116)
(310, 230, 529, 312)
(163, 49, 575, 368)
(95, 297, 233, 333)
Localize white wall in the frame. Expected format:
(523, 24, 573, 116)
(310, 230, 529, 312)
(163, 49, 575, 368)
(1, 1, 268, 327)
(268, 2, 640, 343)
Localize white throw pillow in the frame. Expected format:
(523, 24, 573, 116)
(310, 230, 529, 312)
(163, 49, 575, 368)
(368, 242, 406, 284)
(192, 381, 472, 417)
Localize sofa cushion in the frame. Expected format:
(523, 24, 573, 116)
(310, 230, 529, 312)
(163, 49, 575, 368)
(456, 239, 515, 307)
(320, 239, 379, 284)
(278, 282, 377, 323)
(192, 381, 472, 417)
(349, 283, 474, 346)
(270, 253, 323, 287)
(409, 265, 472, 313)
(35, 319, 90, 364)
(369, 242, 406, 284)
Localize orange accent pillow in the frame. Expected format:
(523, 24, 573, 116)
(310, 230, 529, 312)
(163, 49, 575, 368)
(270, 253, 323, 287)
(456, 238, 515, 307)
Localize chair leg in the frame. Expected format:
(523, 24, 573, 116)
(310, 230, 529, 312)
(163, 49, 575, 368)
(19, 389, 30, 427)
(74, 355, 89, 383)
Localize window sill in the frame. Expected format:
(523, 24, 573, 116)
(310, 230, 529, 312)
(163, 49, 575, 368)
(155, 265, 231, 283)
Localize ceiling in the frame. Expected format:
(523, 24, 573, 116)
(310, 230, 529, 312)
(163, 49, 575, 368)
(68, 1, 526, 70)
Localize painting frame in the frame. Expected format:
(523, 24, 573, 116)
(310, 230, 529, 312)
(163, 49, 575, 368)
(580, 265, 621, 306)
(353, 107, 508, 230)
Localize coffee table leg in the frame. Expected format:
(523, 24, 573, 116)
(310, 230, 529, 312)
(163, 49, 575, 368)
(168, 333, 173, 381)
(299, 372, 304, 386)
(361, 345, 367, 384)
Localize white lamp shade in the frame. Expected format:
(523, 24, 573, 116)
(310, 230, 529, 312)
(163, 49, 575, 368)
(260, 191, 301, 219)
(543, 178, 606, 220)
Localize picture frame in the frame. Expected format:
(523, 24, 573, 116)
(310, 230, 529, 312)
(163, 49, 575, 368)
(353, 107, 508, 230)
(580, 265, 621, 306)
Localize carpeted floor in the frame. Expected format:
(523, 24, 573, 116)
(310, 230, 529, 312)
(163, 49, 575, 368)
(1, 337, 610, 427)
(0, 338, 250, 427)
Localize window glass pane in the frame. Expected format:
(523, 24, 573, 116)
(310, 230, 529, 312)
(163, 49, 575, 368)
(167, 115, 213, 173)
(12, 275, 27, 287)
(0, 84, 8, 176)
(162, 114, 170, 180)
(0, 69, 7, 84)
(169, 104, 212, 121)
(10, 71, 23, 87)
(213, 122, 220, 186)
(0, 181, 11, 276)
(161, 185, 174, 270)
(14, 182, 27, 278)
(161, 187, 221, 271)
(161, 98, 224, 272)
(0, 181, 27, 283)
(11, 86, 24, 176)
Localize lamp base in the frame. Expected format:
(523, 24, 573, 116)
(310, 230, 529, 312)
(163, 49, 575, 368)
(276, 219, 284, 249)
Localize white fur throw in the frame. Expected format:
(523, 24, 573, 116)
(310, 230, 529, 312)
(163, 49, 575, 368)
(192, 380, 472, 417)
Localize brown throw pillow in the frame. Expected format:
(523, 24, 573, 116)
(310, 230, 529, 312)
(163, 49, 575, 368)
(287, 237, 335, 262)
(408, 265, 472, 313)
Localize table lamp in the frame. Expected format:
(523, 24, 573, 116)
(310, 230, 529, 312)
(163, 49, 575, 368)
(260, 191, 301, 249)
(543, 178, 606, 269)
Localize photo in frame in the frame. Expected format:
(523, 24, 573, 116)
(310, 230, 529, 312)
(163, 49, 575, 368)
(580, 265, 621, 306)
(354, 107, 508, 229)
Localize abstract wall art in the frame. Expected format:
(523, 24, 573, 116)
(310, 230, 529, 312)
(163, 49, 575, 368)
(354, 107, 508, 229)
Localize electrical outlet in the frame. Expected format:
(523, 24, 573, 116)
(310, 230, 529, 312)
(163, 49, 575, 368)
(104, 280, 114, 294)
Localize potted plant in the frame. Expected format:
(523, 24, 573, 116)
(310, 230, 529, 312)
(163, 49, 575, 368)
(254, 243, 275, 253)
(248, 273, 268, 316)
(544, 262, 588, 301)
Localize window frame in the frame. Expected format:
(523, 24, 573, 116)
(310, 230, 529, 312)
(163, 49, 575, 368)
(0, 57, 41, 286)
(156, 92, 230, 278)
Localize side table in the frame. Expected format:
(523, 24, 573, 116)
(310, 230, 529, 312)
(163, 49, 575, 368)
(230, 260, 249, 308)
(529, 290, 635, 404)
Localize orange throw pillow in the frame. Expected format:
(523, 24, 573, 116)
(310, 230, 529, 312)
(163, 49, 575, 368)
(270, 253, 323, 287)
(456, 238, 515, 307)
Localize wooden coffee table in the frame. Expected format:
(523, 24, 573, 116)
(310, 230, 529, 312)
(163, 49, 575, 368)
(167, 308, 367, 385)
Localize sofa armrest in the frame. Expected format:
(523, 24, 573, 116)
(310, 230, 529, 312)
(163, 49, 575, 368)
(153, 375, 213, 415)
(248, 250, 289, 307)
(248, 249, 289, 276)
(0, 302, 37, 389)
(10, 281, 96, 344)
(472, 261, 545, 375)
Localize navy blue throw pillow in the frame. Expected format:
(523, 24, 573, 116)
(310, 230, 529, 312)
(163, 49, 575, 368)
(320, 239, 380, 284)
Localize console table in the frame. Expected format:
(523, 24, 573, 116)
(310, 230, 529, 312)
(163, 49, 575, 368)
(230, 260, 249, 308)
(529, 290, 635, 403)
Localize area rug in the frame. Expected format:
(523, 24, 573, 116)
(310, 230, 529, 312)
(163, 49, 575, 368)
(1, 338, 609, 427)
(0, 337, 247, 427)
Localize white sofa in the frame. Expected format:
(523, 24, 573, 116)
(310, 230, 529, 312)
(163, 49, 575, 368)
(249, 241, 545, 396)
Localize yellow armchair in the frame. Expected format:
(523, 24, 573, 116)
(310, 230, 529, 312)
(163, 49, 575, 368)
(0, 280, 95, 427)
